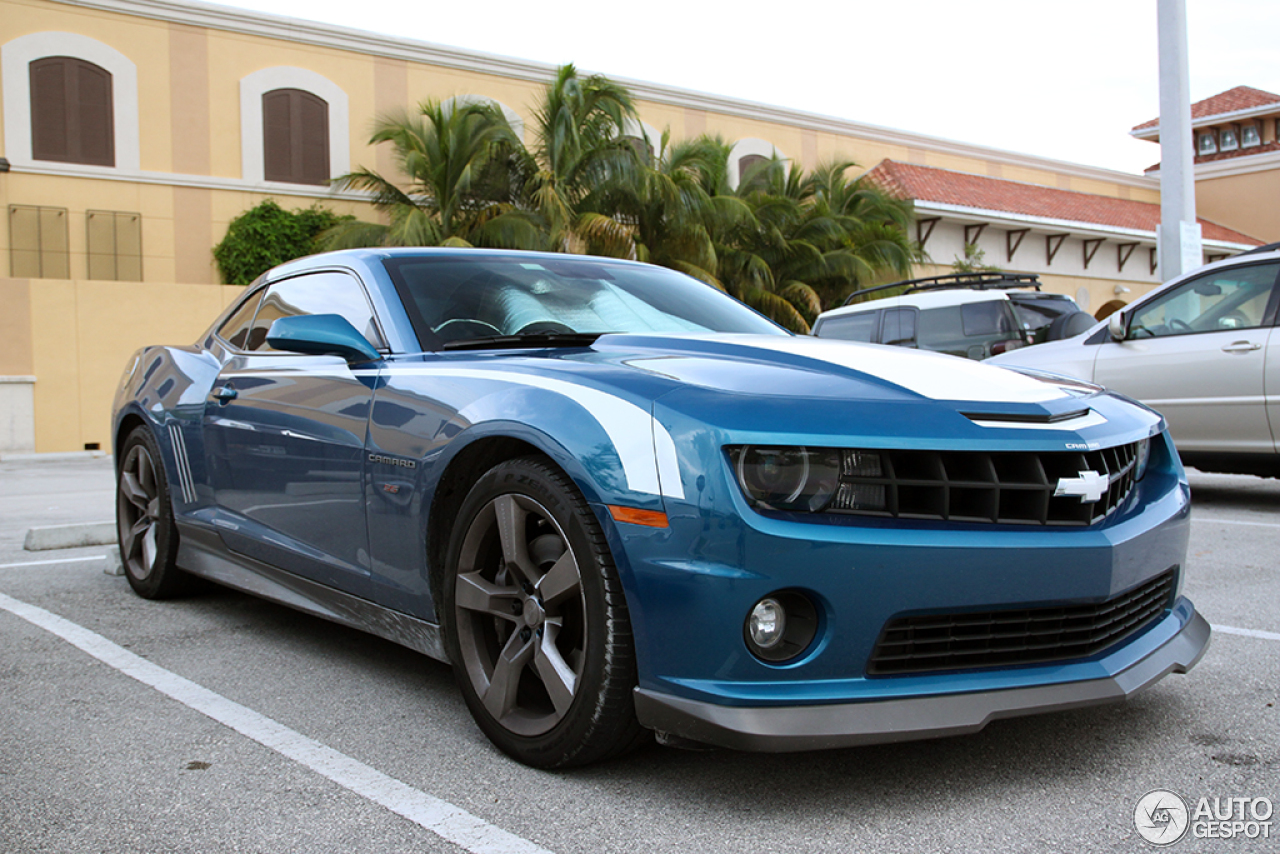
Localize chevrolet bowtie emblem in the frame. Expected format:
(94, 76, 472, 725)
(1054, 470, 1108, 504)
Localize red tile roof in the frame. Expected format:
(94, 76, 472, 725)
(1132, 86, 1280, 132)
(865, 160, 1261, 245)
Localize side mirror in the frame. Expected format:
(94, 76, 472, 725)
(1107, 311, 1127, 342)
(266, 314, 381, 362)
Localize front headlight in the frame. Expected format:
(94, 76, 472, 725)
(731, 446, 841, 512)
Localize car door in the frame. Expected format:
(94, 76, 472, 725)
(202, 270, 387, 597)
(1094, 261, 1280, 454)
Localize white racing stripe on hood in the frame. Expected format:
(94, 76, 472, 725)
(741, 337, 1071, 404)
(386, 367, 683, 500)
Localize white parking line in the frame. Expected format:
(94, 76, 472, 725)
(0, 556, 107, 569)
(1212, 623, 1280, 642)
(0, 591, 551, 854)
(1194, 517, 1280, 530)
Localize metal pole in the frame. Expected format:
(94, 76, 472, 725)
(1157, 0, 1201, 280)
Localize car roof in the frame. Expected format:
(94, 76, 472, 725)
(820, 288, 1008, 318)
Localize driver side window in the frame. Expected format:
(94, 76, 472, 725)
(244, 271, 386, 353)
(1128, 263, 1280, 339)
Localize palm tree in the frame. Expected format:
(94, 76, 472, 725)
(803, 160, 918, 306)
(518, 64, 644, 255)
(322, 99, 542, 250)
(584, 132, 723, 280)
(709, 156, 918, 330)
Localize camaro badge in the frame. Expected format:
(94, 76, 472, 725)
(1054, 470, 1108, 503)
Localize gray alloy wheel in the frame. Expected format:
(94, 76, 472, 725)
(116, 426, 188, 599)
(444, 456, 645, 768)
(454, 492, 586, 737)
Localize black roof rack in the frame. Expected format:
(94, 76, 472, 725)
(843, 272, 1042, 306)
(1238, 242, 1280, 257)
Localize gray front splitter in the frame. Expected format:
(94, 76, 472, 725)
(634, 611, 1211, 752)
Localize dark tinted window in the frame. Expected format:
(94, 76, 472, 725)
(30, 56, 114, 166)
(960, 301, 1016, 336)
(246, 272, 384, 353)
(262, 89, 329, 185)
(815, 311, 878, 342)
(881, 308, 917, 346)
(383, 255, 786, 348)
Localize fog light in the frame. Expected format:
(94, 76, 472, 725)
(748, 598, 786, 649)
(744, 591, 820, 663)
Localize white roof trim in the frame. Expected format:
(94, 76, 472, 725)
(913, 201, 1256, 252)
(1190, 149, 1280, 180)
(53, 0, 1158, 189)
(1131, 102, 1280, 140)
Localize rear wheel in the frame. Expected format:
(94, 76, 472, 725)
(443, 456, 645, 768)
(116, 426, 191, 599)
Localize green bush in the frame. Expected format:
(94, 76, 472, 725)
(213, 200, 352, 285)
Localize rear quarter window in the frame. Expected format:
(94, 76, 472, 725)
(815, 311, 878, 342)
(960, 301, 1017, 336)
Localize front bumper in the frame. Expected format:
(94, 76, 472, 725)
(634, 609, 1210, 752)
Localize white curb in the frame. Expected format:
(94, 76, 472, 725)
(24, 522, 117, 551)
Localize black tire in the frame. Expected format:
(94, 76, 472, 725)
(443, 456, 646, 768)
(116, 426, 191, 599)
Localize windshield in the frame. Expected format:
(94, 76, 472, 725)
(384, 254, 786, 349)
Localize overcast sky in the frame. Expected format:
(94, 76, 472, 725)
(216, 0, 1280, 175)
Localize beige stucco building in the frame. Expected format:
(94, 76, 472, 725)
(0, 0, 1267, 452)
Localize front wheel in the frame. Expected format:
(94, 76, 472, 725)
(443, 456, 645, 768)
(116, 426, 191, 599)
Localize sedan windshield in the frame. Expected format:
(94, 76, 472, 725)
(384, 254, 787, 349)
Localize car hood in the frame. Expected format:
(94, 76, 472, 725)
(582, 333, 1091, 409)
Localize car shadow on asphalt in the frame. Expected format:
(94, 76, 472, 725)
(130, 578, 1215, 810)
(581, 693, 1202, 820)
(1187, 469, 1280, 512)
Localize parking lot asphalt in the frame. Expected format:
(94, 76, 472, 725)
(1, 455, 1276, 853)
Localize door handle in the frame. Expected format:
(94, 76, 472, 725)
(1221, 341, 1263, 353)
(213, 385, 238, 403)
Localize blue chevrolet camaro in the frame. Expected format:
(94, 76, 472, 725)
(112, 248, 1210, 768)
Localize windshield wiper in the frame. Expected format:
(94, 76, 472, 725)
(440, 332, 608, 351)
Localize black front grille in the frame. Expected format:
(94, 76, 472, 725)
(867, 570, 1177, 675)
(829, 442, 1142, 526)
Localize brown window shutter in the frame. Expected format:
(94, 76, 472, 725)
(262, 89, 294, 182)
(30, 58, 70, 161)
(738, 154, 767, 183)
(76, 61, 114, 166)
(298, 92, 329, 185)
(262, 88, 329, 185)
(29, 56, 114, 167)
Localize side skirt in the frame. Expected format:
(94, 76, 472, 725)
(175, 522, 448, 663)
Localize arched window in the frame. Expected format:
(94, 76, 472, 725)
(262, 88, 329, 185)
(728, 138, 786, 190)
(30, 56, 114, 166)
(240, 67, 348, 187)
(2, 32, 139, 172)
